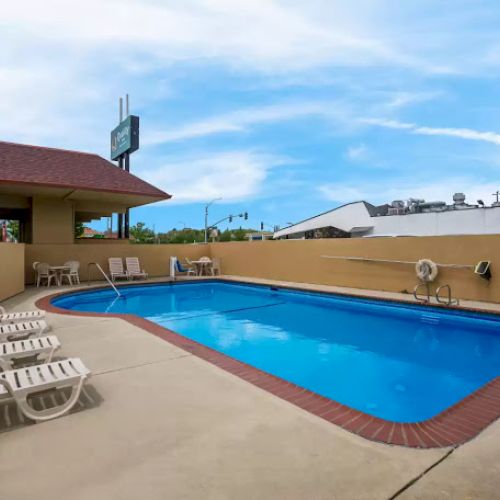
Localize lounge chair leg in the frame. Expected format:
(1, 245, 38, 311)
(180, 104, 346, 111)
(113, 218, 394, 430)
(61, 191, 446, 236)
(16, 377, 85, 422)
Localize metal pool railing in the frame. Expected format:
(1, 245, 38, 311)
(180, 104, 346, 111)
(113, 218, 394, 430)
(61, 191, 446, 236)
(321, 255, 475, 269)
(87, 262, 122, 298)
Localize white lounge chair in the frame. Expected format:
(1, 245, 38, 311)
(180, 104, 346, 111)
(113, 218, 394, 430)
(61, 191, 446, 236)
(125, 257, 148, 280)
(108, 258, 129, 282)
(0, 358, 91, 421)
(0, 305, 46, 324)
(0, 320, 48, 343)
(185, 258, 198, 276)
(0, 335, 60, 371)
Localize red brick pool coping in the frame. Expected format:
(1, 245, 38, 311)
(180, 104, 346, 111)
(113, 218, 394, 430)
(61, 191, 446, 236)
(36, 280, 500, 449)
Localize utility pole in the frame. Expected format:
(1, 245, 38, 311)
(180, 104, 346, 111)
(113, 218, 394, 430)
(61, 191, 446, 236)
(204, 198, 222, 243)
(493, 191, 500, 207)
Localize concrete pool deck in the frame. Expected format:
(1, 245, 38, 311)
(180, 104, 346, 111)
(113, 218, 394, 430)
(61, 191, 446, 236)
(1, 279, 500, 499)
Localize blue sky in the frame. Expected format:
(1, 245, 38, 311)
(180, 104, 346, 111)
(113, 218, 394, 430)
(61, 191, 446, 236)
(2, 0, 500, 232)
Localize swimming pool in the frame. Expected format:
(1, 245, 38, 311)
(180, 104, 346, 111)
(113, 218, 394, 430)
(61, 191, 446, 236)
(51, 280, 500, 424)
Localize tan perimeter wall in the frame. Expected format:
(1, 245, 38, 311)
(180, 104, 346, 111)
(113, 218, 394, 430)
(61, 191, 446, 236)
(0, 243, 25, 301)
(25, 244, 209, 284)
(20, 234, 500, 303)
(209, 235, 500, 303)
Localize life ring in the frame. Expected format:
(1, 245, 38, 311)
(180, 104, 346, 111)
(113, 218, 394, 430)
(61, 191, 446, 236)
(415, 259, 439, 282)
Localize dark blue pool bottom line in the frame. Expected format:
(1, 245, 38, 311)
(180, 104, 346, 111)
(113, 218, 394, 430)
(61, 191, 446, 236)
(156, 301, 286, 323)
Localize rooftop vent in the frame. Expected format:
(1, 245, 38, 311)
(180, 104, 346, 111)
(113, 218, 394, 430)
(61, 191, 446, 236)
(453, 192, 466, 205)
(391, 200, 405, 208)
(388, 200, 406, 215)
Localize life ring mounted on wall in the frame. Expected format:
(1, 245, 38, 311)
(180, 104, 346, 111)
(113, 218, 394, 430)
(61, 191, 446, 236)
(415, 259, 439, 282)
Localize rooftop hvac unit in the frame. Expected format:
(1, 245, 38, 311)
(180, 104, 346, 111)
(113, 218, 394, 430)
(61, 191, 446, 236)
(453, 192, 466, 205)
(388, 206, 406, 215)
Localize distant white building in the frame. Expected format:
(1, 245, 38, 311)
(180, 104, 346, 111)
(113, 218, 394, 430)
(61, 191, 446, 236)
(246, 231, 273, 241)
(274, 193, 500, 239)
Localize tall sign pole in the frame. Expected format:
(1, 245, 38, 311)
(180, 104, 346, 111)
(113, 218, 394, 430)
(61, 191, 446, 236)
(124, 95, 130, 238)
(110, 94, 140, 239)
(117, 97, 124, 239)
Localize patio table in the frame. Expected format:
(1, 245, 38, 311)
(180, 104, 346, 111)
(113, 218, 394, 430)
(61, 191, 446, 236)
(190, 260, 213, 276)
(49, 265, 70, 286)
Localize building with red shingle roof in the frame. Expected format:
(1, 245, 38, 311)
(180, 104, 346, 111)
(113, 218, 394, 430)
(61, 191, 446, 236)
(0, 140, 170, 243)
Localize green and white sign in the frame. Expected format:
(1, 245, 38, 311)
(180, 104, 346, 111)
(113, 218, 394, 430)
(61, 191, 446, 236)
(110, 115, 139, 160)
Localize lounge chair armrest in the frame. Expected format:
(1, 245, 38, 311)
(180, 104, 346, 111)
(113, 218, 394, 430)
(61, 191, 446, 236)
(0, 377, 13, 397)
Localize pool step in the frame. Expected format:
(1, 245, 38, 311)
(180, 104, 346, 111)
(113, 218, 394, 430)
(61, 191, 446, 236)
(420, 314, 440, 325)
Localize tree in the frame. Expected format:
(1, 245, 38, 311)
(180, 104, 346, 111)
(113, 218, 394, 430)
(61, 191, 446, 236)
(7, 220, 20, 242)
(129, 222, 156, 243)
(75, 222, 85, 238)
(218, 229, 232, 242)
(232, 227, 250, 241)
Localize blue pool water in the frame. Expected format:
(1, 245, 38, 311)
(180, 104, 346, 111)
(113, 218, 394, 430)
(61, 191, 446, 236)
(52, 281, 500, 422)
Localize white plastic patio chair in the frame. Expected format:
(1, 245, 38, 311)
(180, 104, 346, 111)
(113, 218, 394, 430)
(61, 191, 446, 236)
(211, 257, 221, 276)
(0, 320, 49, 343)
(0, 305, 46, 324)
(0, 335, 60, 371)
(108, 258, 129, 282)
(35, 262, 57, 287)
(60, 261, 80, 285)
(125, 257, 148, 280)
(0, 358, 91, 421)
(185, 258, 199, 276)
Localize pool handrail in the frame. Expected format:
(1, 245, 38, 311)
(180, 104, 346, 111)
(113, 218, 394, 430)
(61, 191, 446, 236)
(87, 262, 122, 298)
(436, 284, 459, 306)
(413, 282, 430, 303)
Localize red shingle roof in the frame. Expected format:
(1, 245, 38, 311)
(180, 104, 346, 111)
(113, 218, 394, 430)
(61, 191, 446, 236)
(0, 140, 170, 199)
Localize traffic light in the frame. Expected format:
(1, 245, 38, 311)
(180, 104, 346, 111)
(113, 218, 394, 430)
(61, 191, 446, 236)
(244, 212, 248, 220)
(260, 222, 264, 231)
(229, 215, 233, 223)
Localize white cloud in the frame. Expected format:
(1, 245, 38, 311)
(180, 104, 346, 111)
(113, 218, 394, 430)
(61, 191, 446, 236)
(0, 0, 426, 73)
(345, 143, 368, 161)
(359, 118, 415, 130)
(146, 92, 438, 147)
(319, 179, 500, 206)
(145, 101, 332, 144)
(381, 91, 444, 111)
(360, 118, 500, 146)
(413, 126, 500, 145)
(142, 150, 289, 203)
(0, 0, 496, 151)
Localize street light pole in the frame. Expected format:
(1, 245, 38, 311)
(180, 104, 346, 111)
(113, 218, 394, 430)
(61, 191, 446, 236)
(204, 198, 222, 243)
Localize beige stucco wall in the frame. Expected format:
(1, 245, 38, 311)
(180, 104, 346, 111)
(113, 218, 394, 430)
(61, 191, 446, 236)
(25, 243, 209, 284)
(31, 197, 74, 244)
(209, 235, 500, 303)
(0, 243, 25, 301)
(17, 234, 500, 303)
